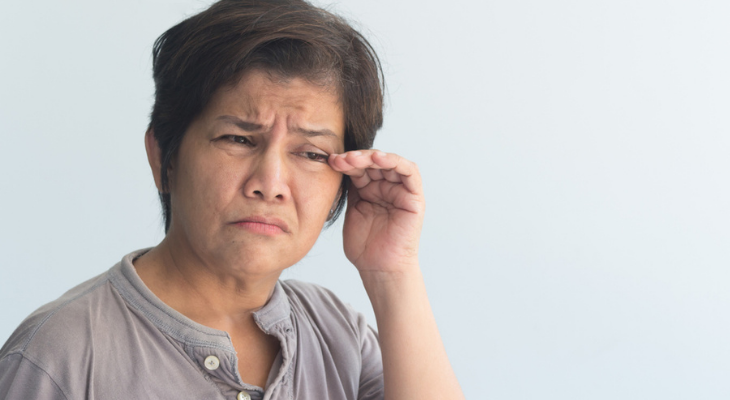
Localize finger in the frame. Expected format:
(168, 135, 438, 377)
(328, 152, 366, 175)
(328, 152, 374, 189)
(330, 150, 423, 194)
(329, 153, 367, 179)
(381, 168, 401, 184)
(366, 168, 384, 181)
(330, 150, 400, 173)
(350, 171, 373, 189)
(354, 179, 424, 214)
(369, 151, 422, 194)
(329, 153, 373, 188)
(329, 151, 379, 172)
(332, 150, 380, 172)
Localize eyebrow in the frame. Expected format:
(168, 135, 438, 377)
(216, 115, 338, 138)
(292, 126, 339, 139)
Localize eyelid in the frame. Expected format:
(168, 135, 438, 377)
(297, 142, 330, 155)
(299, 150, 329, 163)
(220, 134, 253, 145)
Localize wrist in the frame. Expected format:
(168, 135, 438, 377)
(358, 261, 420, 287)
(359, 265, 425, 311)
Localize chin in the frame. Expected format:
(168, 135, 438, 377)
(218, 248, 297, 278)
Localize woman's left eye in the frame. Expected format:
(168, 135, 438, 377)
(301, 152, 329, 162)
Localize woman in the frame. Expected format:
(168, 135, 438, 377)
(0, 1, 463, 399)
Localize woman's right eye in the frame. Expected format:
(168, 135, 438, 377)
(222, 135, 253, 146)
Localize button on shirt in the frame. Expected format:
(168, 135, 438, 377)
(0, 249, 384, 400)
(205, 355, 221, 371)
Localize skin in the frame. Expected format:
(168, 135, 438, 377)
(135, 69, 464, 398)
(330, 150, 464, 400)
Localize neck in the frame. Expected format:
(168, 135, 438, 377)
(134, 237, 281, 328)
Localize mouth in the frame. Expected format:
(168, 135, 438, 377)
(232, 215, 290, 235)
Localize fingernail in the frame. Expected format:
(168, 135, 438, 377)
(350, 151, 362, 156)
(376, 151, 386, 157)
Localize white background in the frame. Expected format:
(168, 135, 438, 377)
(2, 0, 730, 398)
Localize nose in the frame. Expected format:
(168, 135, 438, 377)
(242, 145, 291, 202)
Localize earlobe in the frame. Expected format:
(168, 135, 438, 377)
(144, 128, 164, 192)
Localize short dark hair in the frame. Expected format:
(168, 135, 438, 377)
(149, 0, 384, 232)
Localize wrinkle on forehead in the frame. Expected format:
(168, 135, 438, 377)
(223, 67, 342, 102)
(205, 69, 345, 141)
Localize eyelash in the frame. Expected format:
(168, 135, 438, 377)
(223, 135, 253, 146)
(221, 135, 329, 163)
(301, 152, 329, 163)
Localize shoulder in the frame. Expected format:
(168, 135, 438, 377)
(0, 269, 123, 398)
(278, 280, 383, 397)
(0, 267, 130, 377)
(280, 279, 361, 320)
(279, 279, 373, 343)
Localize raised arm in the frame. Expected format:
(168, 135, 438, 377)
(329, 150, 465, 400)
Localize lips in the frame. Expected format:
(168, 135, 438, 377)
(232, 215, 290, 234)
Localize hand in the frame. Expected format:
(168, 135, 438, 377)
(328, 150, 425, 273)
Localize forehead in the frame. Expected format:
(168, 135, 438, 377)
(203, 69, 345, 135)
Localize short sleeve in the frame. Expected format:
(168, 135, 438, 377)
(0, 353, 69, 400)
(357, 318, 384, 400)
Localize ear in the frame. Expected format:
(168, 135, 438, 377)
(145, 128, 164, 192)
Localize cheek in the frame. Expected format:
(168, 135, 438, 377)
(173, 153, 239, 221)
(294, 170, 343, 222)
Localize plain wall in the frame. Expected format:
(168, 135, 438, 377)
(2, 0, 730, 398)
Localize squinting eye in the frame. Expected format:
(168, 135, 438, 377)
(223, 135, 253, 145)
(303, 152, 328, 163)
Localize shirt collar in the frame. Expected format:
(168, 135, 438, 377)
(110, 248, 293, 351)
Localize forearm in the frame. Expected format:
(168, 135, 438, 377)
(361, 266, 464, 400)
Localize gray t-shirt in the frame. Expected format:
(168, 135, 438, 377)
(0, 249, 384, 400)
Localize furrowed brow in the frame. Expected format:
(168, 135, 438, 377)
(216, 115, 339, 139)
(216, 115, 264, 132)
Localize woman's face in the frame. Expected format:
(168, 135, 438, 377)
(165, 69, 345, 277)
